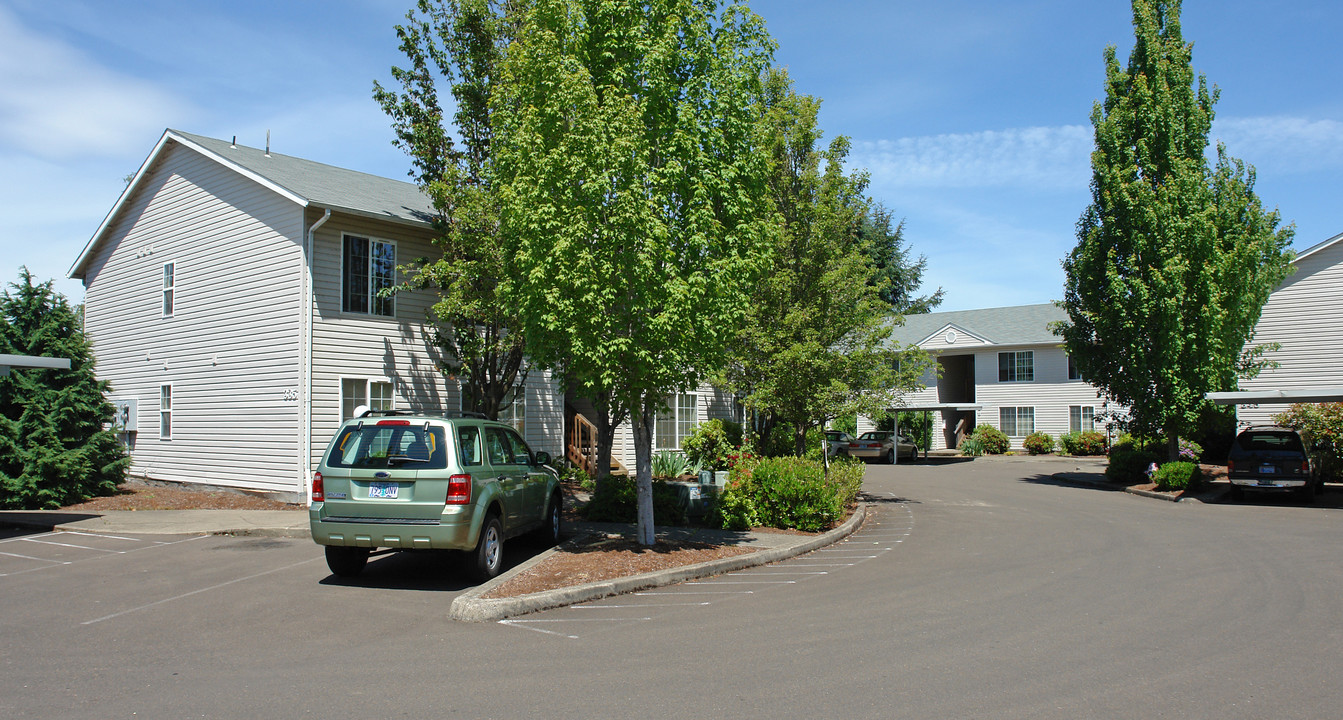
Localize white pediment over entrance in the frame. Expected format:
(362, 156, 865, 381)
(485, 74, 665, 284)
(918, 323, 991, 350)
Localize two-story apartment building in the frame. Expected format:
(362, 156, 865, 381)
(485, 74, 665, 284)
(878, 304, 1118, 450)
(69, 129, 563, 499)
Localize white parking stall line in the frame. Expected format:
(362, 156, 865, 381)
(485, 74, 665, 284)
(684, 580, 797, 585)
(500, 616, 649, 639)
(573, 602, 711, 609)
(731, 571, 828, 576)
(0, 550, 72, 565)
(635, 590, 755, 596)
(782, 562, 856, 567)
(81, 557, 321, 626)
(54, 531, 148, 543)
(22, 538, 126, 553)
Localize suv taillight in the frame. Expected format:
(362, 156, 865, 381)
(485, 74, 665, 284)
(311, 472, 324, 502)
(1226, 460, 1234, 474)
(1302, 460, 1310, 475)
(446, 474, 471, 505)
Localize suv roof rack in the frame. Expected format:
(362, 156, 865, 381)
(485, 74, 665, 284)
(357, 409, 418, 418)
(443, 411, 488, 420)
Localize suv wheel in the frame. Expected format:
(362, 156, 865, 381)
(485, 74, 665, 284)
(325, 546, 370, 578)
(470, 514, 504, 581)
(535, 492, 562, 547)
(1300, 478, 1318, 504)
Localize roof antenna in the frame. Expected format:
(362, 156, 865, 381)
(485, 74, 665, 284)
(265, 130, 271, 157)
(230, 135, 237, 149)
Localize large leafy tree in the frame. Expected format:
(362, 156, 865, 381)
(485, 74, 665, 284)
(719, 68, 930, 460)
(373, 0, 527, 419)
(860, 204, 943, 315)
(1057, 0, 1293, 461)
(1, 269, 128, 508)
(494, 0, 776, 545)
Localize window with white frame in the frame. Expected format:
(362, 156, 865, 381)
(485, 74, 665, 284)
(655, 394, 698, 450)
(1070, 405, 1095, 433)
(342, 235, 396, 316)
(999, 406, 1034, 437)
(159, 384, 172, 439)
(460, 384, 527, 436)
(998, 351, 1034, 382)
(342, 378, 393, 420)
(162, 262, 175, 317)
(1068, 355, 1082, 381)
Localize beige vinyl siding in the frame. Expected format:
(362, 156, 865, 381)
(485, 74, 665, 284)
(975, 345, 1113, 447)
(83, 140, 306, 493)
(1237, 239, 1343, 427)
(307, 213, 565, 466)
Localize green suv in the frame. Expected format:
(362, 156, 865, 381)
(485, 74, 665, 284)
(309, 410, 562, 581)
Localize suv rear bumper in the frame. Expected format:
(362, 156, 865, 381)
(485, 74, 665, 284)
(1229, 477, 1308, 490)
(309, 505, 476, 550)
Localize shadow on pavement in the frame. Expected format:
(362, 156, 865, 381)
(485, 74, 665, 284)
(317, 535, 561, 592)
(0, 512, 103, 533)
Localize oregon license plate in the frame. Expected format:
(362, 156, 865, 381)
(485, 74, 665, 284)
(369, 481, 399, 499)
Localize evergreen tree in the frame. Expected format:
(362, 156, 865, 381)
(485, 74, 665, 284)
(860, 204, 943, 315)
(1057, 0, 1293, 461)
(0, 269, 128, 509)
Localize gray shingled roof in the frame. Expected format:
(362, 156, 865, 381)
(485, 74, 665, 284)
(173, 130, 435, 226)
(888, 303, 1067, 347)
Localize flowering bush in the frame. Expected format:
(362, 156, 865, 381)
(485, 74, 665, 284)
(1023, 432, 1055, 455)
(969, 424, 1011, 454)
(1060, 430, 1108, 456)
(1177, 438, 1203, 463)
(1274, 403, 1343, 480)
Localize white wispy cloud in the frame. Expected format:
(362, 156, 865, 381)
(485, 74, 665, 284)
(0, 6, 189, 159)
(851, 125, 1094, 191)
(1214, 116, 1343, 173)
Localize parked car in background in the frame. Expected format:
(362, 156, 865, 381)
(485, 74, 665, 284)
(1225, 425, 1320, 502)
(825, 430, 854, 458)
(309, 410, 562, 580)
(848, 431, 918, 463)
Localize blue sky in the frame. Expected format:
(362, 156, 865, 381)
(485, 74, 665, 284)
(2, 0, 1339, 311)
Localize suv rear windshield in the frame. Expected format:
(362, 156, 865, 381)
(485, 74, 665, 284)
(1234, 431, 1305, 454)
(327, 423, 449, 469)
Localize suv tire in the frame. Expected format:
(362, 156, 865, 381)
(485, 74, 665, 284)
(534, 492, 562, 547)
(470, 514, 504, 581)
(325, 546, 370, 578)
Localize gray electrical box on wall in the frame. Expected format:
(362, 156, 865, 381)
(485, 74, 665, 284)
(112, 399, 138, 432)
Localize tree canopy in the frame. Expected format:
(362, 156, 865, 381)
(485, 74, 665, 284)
(718, 68, 930, 459)
(373, 0, 527, 419)
(1, 269, 128, 509)
(493, 0, 776, 544)
(1056, 0, 1294, 460)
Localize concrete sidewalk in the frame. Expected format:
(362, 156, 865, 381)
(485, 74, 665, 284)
(0, 509, 311, 537)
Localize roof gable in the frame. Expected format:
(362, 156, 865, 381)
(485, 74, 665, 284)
(70, 129, 435, 279)
(889, 303, 1067, 348)
(917, 322, 992, 349)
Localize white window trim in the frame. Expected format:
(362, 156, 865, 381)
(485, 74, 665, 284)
(340, 376, 395, 421)
(340, 233, 398, 317)
(459, 383, 527, 435)
(999, 406, 1035, 437)
(998, 351, 1034, 383)
(162, 262, 175, 318)
(159, 383, 172, 440)
(1070, 405, 1096, 433)
(655, 393, 699, 451)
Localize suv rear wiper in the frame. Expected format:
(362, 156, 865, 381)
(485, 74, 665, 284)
(385, 455, 430, 466)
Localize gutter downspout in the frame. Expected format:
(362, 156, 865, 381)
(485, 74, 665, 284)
(303, 209, 332, 503)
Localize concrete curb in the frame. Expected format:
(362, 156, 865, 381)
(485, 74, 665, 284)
(449, 504, 869, 623)
(1050, 471, 1229, 504)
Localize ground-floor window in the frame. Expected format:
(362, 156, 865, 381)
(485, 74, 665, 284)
(1070, 405, 1095, 433)
(999, 406, 1034, 437)
(342, 378, 393, 420)
(461, 384, 527, 436)
(655, 394, 698, 450)
(159, 384, 172, 439)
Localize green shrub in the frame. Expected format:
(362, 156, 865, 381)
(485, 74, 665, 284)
(1023, 432, 1055, 455)
(682, 419, 743, 470)
(1059, 430, 1108, 456)
(1273, 403, 1343, 481)
(1106, 436, 1162, 483)
(970, 424, 1011, 454)
(897, 411, 932, 449)
(709, 456, 861, 532)
(1153, 461, 1201, 491)
(581, 475, 686, 525)
(959, 438, 985, 456)
(651, 450, 699, 479)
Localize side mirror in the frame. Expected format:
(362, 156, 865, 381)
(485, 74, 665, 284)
(534, 451, 552, 466)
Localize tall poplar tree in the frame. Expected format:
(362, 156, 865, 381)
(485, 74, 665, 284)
(1, 269, 128, 508)
(494, 0, 775, 545)
(1057, 0, 1293, 461)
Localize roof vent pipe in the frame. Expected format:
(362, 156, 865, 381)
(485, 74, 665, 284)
(230, 136, 236, 148)
(265, 130, 271, 157)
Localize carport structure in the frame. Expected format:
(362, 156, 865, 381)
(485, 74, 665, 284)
(1207, 388, 1343, 411)
(890, 403, 982, 463)
(0, 354, 71, 377)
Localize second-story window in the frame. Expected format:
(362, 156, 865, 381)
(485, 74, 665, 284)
(342, 235, 395, 317)
(998, 351, 1034, 382)
(162, 262, 175, 317)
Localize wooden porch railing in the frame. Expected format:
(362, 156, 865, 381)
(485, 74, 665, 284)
(568, 411, 628, 477)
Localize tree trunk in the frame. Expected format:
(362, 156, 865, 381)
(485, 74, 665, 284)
(1166, 428, 1180, 464)
(593, 392, 620, 496)
(630, 399, 657, 547)
(794, 423, 808, 457)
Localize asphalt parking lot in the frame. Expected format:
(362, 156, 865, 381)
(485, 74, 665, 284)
(4, 458, 1342, 719)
